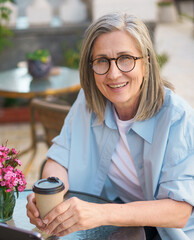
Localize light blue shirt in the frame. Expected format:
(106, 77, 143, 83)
(47, 88, 194, 240)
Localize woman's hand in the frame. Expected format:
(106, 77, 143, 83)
(26, 193, 46, 230)
(42, 197, 107, 237)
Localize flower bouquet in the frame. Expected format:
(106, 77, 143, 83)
(0, 144, 27, 222)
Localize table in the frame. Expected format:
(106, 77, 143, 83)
(0, 66, 80, 175)
(7, 190, 146, 240)
(0, 66, 80, 98)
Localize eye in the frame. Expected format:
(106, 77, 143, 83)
(95, 58, 108, 64)
(119, 55, 133, 62)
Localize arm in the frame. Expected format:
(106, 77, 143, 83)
(42, 158, 69, 191)
(26, 158, 69, 229)
(105, 199, 192, 228)
(42, 197, 192, 237)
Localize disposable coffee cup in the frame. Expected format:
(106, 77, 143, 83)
(32, 177, 65, 219)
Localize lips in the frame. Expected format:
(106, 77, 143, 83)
(108, 82, 128, 89)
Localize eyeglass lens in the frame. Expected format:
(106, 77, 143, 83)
(92, 55, 135, 75)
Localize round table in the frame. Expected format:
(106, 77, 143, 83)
(7, 190, 146, 240)
(0, 66, 80, 98)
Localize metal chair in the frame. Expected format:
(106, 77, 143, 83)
(23, 98, 71, 176)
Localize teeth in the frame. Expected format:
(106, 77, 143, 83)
(109, 82, 127, 89)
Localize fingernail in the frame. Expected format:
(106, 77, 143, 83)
(37, 220, 42, 227)
(43, 219, 48, 225)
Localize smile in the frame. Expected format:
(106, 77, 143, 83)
(108, 82, 128, 89)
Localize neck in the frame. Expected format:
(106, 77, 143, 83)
(114, 97, 139, 121)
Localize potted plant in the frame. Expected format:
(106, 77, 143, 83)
(157, 0, 173, 7)
(0, 0, 14, 53)
(62, 40, 82, 69)
(157, 0, 177, 23)
(26, 49, 52, 80)
(0, 144, 27, 222)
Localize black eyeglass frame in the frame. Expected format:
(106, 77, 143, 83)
(90, 55, 144, 75)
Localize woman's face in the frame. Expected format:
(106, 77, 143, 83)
(92, 30, 145, 120)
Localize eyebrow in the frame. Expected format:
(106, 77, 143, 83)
(93, 51, 134, 59)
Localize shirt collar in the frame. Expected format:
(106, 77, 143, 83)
(131, 116, 156, 144)
(92, 101, 118, 130)
(92, 100, 156, 143)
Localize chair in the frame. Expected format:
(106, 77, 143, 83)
(23, 98, 71, 176)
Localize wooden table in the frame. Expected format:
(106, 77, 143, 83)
(7, 190, 146, 240)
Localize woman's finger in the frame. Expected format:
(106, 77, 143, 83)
(26, 193, 40, 218)
(43, 197, 72, 226)
(50, 214, 77, 236)
(55, 223, 80, 237)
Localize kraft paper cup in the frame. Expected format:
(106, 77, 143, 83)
(32, 177, 65, 219)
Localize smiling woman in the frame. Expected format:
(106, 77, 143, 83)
(26, 12, 194, 240)
(91, 30, 145, 120)
(79, 14, 170, 123)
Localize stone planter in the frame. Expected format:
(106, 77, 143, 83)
(157, 4, 178, 23)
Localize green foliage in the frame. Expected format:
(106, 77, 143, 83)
(0, 0, 14, 53)
(26, 49, 51, 63)
(157, 53, 168, 69)
(63, 40, 82, 69)
(0, 0, 14, 3)
(180, 13, 194, 22)
(157, 1, 173, 7)
(0, 24, 12, 52)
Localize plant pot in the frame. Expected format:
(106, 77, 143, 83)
(27, 58, 52, 80)
(0, 189, 16, 222)
(157, 5, 178, 23)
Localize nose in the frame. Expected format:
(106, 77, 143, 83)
(107, 60, 122, 80)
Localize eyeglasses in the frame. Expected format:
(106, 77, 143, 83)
(90, 55, 143, 75)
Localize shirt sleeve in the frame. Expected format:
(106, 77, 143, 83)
(157, 109, 194, 206)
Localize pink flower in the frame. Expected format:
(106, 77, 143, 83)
(18, 185, 25, 192)
(0, 144, 27, 196)
(14, 159, 22, 166)
(11, 148, 18, 155)
(1, 181, 6, 186)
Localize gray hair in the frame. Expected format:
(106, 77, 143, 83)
(79, 12, 172, 122)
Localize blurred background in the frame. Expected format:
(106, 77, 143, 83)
(0, 0, 193, 188)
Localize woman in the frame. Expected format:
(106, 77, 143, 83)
(26, 13, 194, 240)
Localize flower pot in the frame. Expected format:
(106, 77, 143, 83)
(27, 58, 52, 80)
(0, 189, 16, 222)
(157, 4, 178, 23)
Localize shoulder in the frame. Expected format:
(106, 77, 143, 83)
(65, 89, 97, 128)
(67, 89, 88, 118)
(158, 87, 194, 125)
(157, 88, 194, 154)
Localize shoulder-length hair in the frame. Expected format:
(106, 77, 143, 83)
(79, 12, 172, 123)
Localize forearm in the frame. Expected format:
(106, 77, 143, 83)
(42, 158, 69, 192)
(102, 199, 192, 228)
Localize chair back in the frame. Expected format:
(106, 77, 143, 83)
(30, 98, 71, 147)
